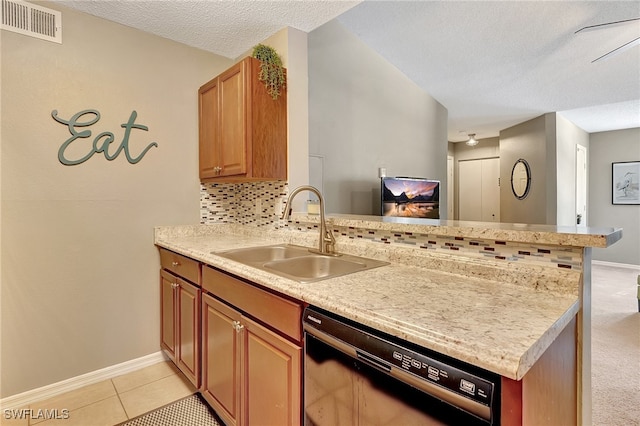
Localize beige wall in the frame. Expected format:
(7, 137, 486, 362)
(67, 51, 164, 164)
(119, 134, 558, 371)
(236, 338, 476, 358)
(499, 114, 554, 224)
(590, 128, 640, 265)
(452, 119, 634, 265)
(234, 27, 309, 212)
(555, 114, 590, 227)
(498, 113, 591, 227)
(308, 20, 448, 216)
(258, 27, 310, 211)
(0, 5, 232, 397)
(283, 28, 310, 210)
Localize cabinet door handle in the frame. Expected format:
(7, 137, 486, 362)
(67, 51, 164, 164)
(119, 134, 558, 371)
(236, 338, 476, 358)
(171, 282, 180, 289)
(232, 321, 244, 333)
(172, 261, 180, 267)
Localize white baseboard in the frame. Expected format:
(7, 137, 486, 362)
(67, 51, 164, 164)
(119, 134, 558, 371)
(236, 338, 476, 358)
(592, 260, 640, 271)
(0, 351, 168, 410)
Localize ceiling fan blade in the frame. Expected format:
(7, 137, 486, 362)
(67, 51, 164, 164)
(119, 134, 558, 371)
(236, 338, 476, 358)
(592, 36, 640, 62)
(575, 17, 640, 33)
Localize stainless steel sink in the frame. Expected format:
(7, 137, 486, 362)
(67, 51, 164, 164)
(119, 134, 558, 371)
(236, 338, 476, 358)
(217, 244, 309, 263)
(215, 244, 388, 283)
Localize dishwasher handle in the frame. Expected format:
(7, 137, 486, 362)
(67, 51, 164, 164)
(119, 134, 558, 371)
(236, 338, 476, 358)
(305, 321, 392, 374)
(356, 350, 392, 373)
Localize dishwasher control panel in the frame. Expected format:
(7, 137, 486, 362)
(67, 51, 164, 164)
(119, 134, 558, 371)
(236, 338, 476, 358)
(386, 346, 494, 405)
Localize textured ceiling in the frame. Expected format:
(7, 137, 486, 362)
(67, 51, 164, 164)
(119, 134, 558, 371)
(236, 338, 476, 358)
(52, 0, 640, 142)
(53, 0, 360, 58)
(337, 1, 640, 141)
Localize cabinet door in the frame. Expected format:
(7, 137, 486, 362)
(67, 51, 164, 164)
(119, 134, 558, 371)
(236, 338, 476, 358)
(177, 280, 200, 388)
(160, 270, 177, 361)
(218, 60, 247, 177)
(199, 77, 220, 180)
(243, 316, 301, 426)
(201, 293, 242, 426)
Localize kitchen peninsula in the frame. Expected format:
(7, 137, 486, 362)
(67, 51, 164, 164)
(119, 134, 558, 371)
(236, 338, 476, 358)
(155, 214, 621, 425)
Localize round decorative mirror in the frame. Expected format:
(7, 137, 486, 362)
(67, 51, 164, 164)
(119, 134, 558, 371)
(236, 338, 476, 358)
(511, 159, 531, 200)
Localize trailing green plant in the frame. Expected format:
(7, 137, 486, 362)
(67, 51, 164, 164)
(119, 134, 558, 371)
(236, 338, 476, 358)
(251, 44, 286, 100)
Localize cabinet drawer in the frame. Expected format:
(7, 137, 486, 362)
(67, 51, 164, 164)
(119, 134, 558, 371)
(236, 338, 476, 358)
(159, 248, 200, 285)
(202, 266, 302, 342)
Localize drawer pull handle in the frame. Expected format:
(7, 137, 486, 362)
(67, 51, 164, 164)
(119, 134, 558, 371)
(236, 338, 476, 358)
(172, 261, 180, 267)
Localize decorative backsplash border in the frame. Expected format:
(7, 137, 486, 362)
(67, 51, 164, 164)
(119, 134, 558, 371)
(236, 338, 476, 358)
(282, 219, 583, 271)
(201, 183, 582, 271)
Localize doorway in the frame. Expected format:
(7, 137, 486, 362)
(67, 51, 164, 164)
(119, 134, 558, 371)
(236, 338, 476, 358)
(576, 145, 587, 226)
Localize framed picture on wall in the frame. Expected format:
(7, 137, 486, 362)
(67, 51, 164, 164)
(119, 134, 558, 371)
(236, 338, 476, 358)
(612, 161, 640, 205)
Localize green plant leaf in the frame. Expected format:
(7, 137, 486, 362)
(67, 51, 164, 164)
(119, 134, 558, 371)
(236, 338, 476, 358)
(251, 44, 286, 100)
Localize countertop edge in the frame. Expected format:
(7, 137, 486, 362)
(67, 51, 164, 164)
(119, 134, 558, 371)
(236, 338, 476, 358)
(323, 214, 622, 248)
(514, 299, 581, 380)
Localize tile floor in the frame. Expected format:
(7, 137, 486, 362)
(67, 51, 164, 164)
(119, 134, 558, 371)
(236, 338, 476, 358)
(1, 362, 197, 426)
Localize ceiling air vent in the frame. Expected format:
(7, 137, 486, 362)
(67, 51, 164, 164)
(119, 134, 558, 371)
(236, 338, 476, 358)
(1, 0, 61, 43)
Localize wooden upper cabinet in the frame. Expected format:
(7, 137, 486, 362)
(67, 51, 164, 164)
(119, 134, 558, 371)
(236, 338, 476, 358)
(199, 76, 220, 179)
(218, 63, 246, 177)
(198, 57, 287, 182)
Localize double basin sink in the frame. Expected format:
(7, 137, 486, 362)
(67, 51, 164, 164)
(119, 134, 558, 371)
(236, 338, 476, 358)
(215, 244, 388, 283)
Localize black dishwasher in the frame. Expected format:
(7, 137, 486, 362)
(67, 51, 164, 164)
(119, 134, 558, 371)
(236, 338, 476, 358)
(303, 306, 500, 425)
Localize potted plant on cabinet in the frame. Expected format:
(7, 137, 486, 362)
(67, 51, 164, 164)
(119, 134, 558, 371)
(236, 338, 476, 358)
(251, 44, 286, 100)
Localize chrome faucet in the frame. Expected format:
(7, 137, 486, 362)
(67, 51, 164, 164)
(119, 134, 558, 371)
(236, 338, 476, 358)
(281, 185, 337, 255)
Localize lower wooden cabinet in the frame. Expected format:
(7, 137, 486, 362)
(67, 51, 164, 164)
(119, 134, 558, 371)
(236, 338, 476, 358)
(160, 269, 201, 388)
(201, 293, 242, 426)
(501, 316, 578, 426)
(160, 270, 177, 360)
(158, 251, 303, 424)
(243, 315, 301, 426)
(201, 288, 302, 426)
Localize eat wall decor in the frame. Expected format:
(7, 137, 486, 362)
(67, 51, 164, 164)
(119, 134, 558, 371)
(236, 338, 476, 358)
(51, 109, 158, 165)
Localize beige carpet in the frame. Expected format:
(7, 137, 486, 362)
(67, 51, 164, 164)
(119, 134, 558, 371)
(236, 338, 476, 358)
(591, 262, 640, 426)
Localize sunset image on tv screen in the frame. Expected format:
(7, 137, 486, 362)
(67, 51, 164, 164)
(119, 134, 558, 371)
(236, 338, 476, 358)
(382, 178, 440, 219)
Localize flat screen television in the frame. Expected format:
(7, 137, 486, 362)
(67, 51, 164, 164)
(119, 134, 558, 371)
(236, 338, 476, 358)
(381, 176, 440, 219)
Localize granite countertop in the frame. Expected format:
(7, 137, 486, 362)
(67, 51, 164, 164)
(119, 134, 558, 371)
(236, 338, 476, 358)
(154, 224, 581, 380)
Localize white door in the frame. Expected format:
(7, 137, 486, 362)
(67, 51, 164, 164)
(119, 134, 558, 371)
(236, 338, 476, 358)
(576, 145, 587, 226)
(481, 158, 500, 222)
(458, 158, 500, 222)
(447, 156, 454, 220)
(459, 160, 483, 221)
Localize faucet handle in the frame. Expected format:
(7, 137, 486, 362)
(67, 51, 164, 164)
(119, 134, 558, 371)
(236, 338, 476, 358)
(322, 230, 336, 254)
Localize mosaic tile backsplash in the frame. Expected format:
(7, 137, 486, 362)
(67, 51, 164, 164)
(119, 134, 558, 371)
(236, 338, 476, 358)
(201, 183, 583, 271)
(201, 181, 287, 227)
